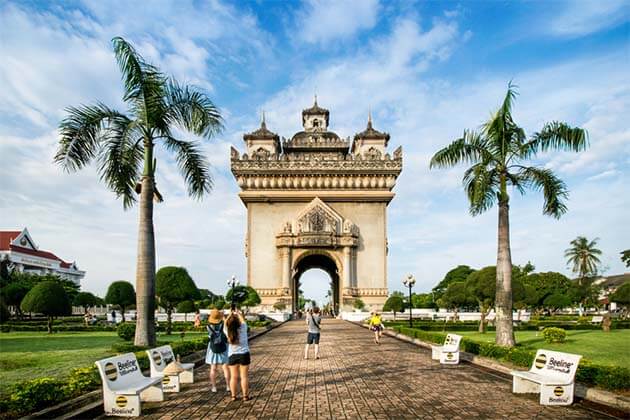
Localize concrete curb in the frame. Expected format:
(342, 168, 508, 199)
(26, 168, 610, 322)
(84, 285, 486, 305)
(21, 321, 287, 420)
(353, 322, 630, 415)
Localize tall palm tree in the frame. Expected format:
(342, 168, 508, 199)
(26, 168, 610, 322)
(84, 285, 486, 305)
(565, 236, 602, 282)
(54, 37, 222, 346)
(430, 83, 587, 347)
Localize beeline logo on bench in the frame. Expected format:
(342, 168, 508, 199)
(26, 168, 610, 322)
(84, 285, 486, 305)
(547, 357, 573, 374)
(117, 360, 139, 375)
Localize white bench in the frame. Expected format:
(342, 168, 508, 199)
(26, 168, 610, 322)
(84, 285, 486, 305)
(511, 349, 582, 406)
(95, 353, 163, 417)
(590, 315, 603, 324)
(431, 333, 462, 364)
(147, 345, 194, 388)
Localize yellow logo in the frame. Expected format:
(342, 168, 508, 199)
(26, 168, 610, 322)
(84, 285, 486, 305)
(554, 386, 564, 396)
(535, 354, 547, 369)
(162, 376, 171, 385)
(152, 351, 162, 365)
(447, 352, 453, 359)
(115, 396, 127, 407)
(105, 362, 118, 381)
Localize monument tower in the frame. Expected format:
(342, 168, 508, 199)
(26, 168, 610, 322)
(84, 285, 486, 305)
(230, 99, 402, 312)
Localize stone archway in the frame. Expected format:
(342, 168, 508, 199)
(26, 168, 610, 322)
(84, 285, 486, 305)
(292, 252, 340, 313)
(230, 99, 402, 311)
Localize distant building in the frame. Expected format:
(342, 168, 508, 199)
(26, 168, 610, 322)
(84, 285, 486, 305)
(594, 273, 630, 311)
(0, 228, 85, 286)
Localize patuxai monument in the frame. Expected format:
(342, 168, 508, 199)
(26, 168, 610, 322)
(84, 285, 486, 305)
(231, 99, 403, 313)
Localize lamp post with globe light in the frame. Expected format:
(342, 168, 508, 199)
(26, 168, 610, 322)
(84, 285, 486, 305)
(403, 274, 416, 328)
(228, 275, 239, 308)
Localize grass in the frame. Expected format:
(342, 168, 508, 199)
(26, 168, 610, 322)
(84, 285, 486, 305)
(0, 330, 207, 396)
(453, 329, 630, 367)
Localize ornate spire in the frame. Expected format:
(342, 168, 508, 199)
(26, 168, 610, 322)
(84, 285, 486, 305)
(367, 108, 373, 129)
(261, 110, 266, 128)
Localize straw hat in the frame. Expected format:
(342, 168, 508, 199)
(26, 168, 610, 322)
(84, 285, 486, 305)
(208, 309, 224, 324)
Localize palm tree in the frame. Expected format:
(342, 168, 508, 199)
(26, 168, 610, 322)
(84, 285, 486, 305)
(430, 83, 587, 347)
(565, 236, 602, 282)
(54, 37, 222, 346)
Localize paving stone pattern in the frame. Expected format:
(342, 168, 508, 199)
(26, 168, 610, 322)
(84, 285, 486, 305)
(131, 320, 610, 419)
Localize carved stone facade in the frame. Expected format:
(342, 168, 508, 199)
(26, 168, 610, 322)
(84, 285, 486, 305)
(231, 100, 402, 312)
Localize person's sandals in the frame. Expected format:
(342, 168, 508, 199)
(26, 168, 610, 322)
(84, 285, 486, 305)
(243, 395, 251, 401)
(231, 395, 238, 401)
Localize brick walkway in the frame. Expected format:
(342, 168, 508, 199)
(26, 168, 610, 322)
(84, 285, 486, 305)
(131, 320, 611, 419)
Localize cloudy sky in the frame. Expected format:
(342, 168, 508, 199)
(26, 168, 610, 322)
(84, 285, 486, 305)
(1, 0, 628, 305)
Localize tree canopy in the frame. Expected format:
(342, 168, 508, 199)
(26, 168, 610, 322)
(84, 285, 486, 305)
(383, 295, 404, 314)
(156, 267, 200, 308)
(432, 265, 475, 300)
(21, 281, 72, 333)
(226, 285, 260, 309)
(611, 282, 630, 307)
(74, 291, 100, 311)
(105, 281, 135, 322)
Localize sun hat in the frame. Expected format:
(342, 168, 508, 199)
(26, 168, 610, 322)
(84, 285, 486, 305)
(209, 309, 224, 324)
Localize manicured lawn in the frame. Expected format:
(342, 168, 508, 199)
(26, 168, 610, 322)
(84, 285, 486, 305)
(0, 331, 207, 396)
(454, 329, 630, 367)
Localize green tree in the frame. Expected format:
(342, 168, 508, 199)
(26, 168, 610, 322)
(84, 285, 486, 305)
(73, 291, 99, 313)
(273, 301, 287, 312)
(20, 281, 71, 333)
(383, 295, 404, 319)
(610, 282, 630, 317)
(564, 236, 602, 283)
(430, 83, 587, 347)
(621, 250, 630, 268)
(155, 266, 200, 334)
(438, 282, 472, 321)
(411, 293, 437, 309)
(543, 293, 572, 313)
(353, 298, 366, 311)
(432, 265, 475, 301)
(176, 300, 196, 322)
(523, 272, 572, 314)
(105, 281, 136, 322)
(54, 37, 223, 347)
(1, 282, 31, 319)
(465, 266, 496, 333)
(0, 256, 10, 287)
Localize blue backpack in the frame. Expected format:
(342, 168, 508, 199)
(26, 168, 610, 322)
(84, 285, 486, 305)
(207, 322, 227, 354)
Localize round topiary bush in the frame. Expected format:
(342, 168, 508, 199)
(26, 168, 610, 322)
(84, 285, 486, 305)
(117, 322, 136, 341)
(20, 281, 71, 333)
(542, 327, 567, 343)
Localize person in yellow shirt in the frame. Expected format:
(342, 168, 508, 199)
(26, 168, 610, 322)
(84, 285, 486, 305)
(368, 312, 383, 344)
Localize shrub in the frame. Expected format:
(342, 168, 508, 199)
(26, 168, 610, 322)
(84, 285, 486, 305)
(9, 377, 68, 413)
(117, 322, 136, 341)
(20, 281, 71, 333)
(542, 327, 567, 343)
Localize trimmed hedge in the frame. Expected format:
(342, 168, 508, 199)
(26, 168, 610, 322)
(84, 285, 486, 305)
(0, 336, 210, 419)
(384, 320, 630, 331)
(392, 326, 630, 391)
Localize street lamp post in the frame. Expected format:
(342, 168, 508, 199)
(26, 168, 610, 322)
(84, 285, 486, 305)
(227, 275, 239, 307)
(403, 274, 416, 328)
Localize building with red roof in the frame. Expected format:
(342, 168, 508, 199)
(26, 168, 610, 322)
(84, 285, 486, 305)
(0, 228, 85, 285)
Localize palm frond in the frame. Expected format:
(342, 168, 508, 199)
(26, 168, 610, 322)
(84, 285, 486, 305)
(164, 80, 223, 139)
(111, 37, 167, 128)
(517, 166, 568, 218)
(55, 103, 127, 171)
(463, 164, 499, 216)
(96, 119, 144, 209)
(522, 121, 588, 157)
(430, 130, 494, 169)
(162, 135, 212, 198)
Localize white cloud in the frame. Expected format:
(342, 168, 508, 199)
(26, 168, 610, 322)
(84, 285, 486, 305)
(293, 0, 380, 44)
(550, 0, 629, 37)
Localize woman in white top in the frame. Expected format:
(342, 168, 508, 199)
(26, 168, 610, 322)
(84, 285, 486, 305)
(225, 309, 250, 401)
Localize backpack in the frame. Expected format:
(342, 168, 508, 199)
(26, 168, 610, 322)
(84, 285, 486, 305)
(207, 322, 227, 354)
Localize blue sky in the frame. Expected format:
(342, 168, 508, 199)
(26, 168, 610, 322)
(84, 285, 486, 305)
(1, 0, 628, 305)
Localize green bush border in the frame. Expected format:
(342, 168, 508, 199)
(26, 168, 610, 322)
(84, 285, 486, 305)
(392, 326, 630, 391)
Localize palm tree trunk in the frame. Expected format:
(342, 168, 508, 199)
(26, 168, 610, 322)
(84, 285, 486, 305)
(495, 200, 515, 347)
(134, 173, 157, 346)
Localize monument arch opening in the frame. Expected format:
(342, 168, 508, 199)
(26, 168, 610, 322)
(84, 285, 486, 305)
(292, 252, 340, 314)
(230, 99, 402, 311)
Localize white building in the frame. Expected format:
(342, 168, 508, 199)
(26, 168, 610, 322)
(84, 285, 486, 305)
(0, 228, 85, 286)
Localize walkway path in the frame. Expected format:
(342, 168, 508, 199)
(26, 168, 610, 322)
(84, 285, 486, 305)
(133, 319, 611, 419)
